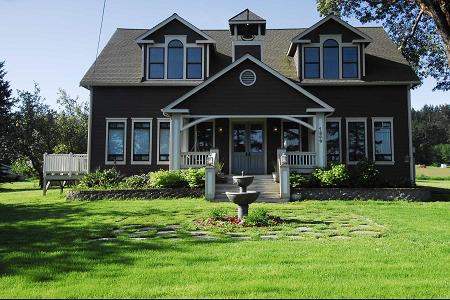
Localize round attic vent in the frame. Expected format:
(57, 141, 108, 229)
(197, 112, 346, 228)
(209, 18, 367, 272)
(239, 69, 256, 86)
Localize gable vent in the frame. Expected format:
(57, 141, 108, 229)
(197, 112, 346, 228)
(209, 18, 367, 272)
(239, 69, 256, 86)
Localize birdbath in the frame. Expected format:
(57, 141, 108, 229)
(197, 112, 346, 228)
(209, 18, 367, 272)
(225, 172, 260, 219)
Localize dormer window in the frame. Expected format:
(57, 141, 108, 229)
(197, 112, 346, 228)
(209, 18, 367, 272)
(342, 47, 358, 78)
(146, 36, 204, 80)
(304, 47, 320, 79)
(323, 39, 339, 79)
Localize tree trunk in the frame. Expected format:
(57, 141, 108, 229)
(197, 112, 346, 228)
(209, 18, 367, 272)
(417, 0, 450, 65)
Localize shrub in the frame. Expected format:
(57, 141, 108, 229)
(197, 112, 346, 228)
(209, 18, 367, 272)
(78, 168, 122, 189)
(354, 159, 382, 187)
(149, 170, 185, 188)
(53, 143, 70, 154)
(209, 207, 228, 220)
(214, 161, 224, 174)
(313, 163, 350, 187)
(181, 168, 205, 188)
(290, 171, 309, 188)
(11, 157, 37, 178)
(245, 207, 270, 226)
(123, 173, 151, 189)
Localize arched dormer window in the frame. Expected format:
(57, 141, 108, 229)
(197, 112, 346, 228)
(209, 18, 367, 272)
(167, 39, 184, 79)
(323, 39, 339, 79)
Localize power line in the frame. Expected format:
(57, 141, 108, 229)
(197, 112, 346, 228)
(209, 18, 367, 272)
(91, 0, 107, 85)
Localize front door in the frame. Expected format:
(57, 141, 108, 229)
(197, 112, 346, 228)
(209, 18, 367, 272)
(232, 122, 265, 174)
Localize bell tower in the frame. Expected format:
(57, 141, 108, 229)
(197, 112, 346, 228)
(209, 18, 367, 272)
(229, 9, 266, 61)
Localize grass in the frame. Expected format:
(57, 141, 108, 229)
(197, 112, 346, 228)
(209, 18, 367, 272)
(0, 181, 449, 298)
(416, 166, 450, 180)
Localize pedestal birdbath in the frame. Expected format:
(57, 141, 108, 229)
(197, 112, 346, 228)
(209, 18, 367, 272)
(225, 173, 260, 219)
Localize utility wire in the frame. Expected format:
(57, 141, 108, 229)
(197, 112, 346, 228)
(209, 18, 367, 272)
(91, 0, 107, 85)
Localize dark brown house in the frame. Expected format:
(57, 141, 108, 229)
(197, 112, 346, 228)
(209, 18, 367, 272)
(81, 9, 419, 185)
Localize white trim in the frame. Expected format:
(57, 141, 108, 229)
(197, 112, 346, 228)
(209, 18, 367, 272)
(131, 118, 153, 165)
(239, 69, 257, 86)
(162, 54, 334, 113)
(206, 44, 210, 78)
(135, 13, 216, 44)
(105, 118, 127, 165)
(141, 45, 145, 79)
(326, 117, 342, 164)
(232, 40, 264, 62)
(345, 117, 368, 164)
(157, 118, 171, 165)
(372, 117, 395, 165)
(407, 87, 414, 183)
(87, 89, 93, 172)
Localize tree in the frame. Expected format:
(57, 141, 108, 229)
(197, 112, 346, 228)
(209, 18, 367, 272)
(0, 61, 15, 165)
(12, 84, 58, 186)
(317, 0, 450, 91)
(54, 89, 89, 154)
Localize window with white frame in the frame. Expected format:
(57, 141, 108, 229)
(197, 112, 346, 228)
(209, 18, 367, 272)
(346, 118, 367, 163)
(131, 119, 152, 164)
(157, 119, 170, 163)
(342, 47, 358, 78)
(373, 118, 394, 163)
(147, 37, 203, 80)
(106, 119, 127, 164)
(304, 47, 320, 79)
(194, 121, 214, 152)
(326, 119, 341, 163)
(323, 39, 339, 79)
(282, 122, 301, 151)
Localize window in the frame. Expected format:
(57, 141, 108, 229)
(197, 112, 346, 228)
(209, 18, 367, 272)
(195, 122, 214, 151)
(346, 118, 367, 163)
(323, 39, 339, 79)
(158, 119, 170, 164)
(326, 120, 341, 163)
(132, 119, 152, 164)
(167, 39, 184, 79)
(304, 47, 320, 79)
(148, 47, 164, 79)
(106, 119, 126, 164)
(282, 122, 301, 151)
(373, 118, 394, 163)
(187, 47, 202, 79)
(342, 47, 358, 78)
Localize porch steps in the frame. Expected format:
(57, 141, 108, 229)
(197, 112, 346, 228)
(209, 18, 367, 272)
(214, 175, 288, 203)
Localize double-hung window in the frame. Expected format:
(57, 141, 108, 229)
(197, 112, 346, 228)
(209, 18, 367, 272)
(187, 47, 202, 79)
(304, 47, 320, 79)
(167, 39, 184, 79)
(131, 119, 152, 164)
(346, 118, 367, 163)
(342, 47, 358, 78)
(195, 122, 214, 151)
(157, 119, 170, 164)
(106, 118, 127, 165)
(323, 39, 339, 79)
(148, 47, 164, 79)
(282, 122, 301, 151)
(326, 119, 341, 163)
(373, 118, 394, 163)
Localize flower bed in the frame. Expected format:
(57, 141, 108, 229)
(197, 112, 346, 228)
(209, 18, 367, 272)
(291, 187, 431, 201)
(67, 188, 204, 200)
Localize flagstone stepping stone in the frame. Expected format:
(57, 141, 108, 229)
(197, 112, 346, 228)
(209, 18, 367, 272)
(340, 223, 351, 227)
(296, 226, 312, 231)
(331, 235, 351, 240)
(188, 230, 210, 235)
(166, 224, 182, 229)
(231, 236, 251, 240)
(225, 232, 245, 235)
(112, 229, 125, 234)
(287, 235, 304, 239)
(168, 238, 183, 241)
(138, 227, 156, 231)
(133, 231, 149, 235)
(260, 235, 279, 239)
(130, 237, 147, 241)
(157, 230, 177, 235)
(358, 225, 373, 229)
(303, 232, 322, 236)
(351, 230, 379, 235)
(192, 235, 217, 240)
(95, 237, 116, 241)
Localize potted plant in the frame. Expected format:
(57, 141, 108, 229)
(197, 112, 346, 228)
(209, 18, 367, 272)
(272, 160, 279, 183)
(215, 161, 227, 183)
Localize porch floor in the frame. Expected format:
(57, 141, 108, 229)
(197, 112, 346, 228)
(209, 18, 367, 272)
(214, 175, 289, 203)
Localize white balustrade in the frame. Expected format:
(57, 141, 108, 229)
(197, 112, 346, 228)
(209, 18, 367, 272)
(180, 152, 211, 168)
(43, 153, 88, 176)
(285, 152, 317, 168)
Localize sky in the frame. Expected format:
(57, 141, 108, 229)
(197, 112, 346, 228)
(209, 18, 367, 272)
(0, 0, 448, 109)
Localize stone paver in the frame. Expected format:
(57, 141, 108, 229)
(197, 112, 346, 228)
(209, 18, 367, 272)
(189, 230, 210, 235)
(287, 235, 304, 239)
(351, 230, 379, 235)
(331, 235, 351, 240)
(112, 229, 125, 234)
(133, 231, 149, 235)
(166, 224, 182, 229)
(192, 235, 217, 240)
(231, 236, 251, 240)
(139, 226, 156, 231)
(130, 237, 147, 241)
(168, 238, 183, 241)
(296, 226, 313, 231)
(303, 232, 322, 236)
(260, 235, 279, 239)
(156, 230, 177, 235)
(96, 237, 116, 241)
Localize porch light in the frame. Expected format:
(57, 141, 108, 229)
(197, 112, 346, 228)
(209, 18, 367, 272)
(218, 126, 223, 133)
(273, 126, 278, 133)
(206, 155, 214, 166)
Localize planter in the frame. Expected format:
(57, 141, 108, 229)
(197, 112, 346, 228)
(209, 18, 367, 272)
(291, 187, 432, 202)
(67, 188, 204, 200)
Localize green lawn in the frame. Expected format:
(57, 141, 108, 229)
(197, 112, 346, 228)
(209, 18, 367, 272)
(416, 166, 450, 178)
(0, 182, 449, 298)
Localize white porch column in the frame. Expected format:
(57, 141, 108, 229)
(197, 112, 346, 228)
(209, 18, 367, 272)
(315, 113, 327, 168)
(169, 113, 182, 170)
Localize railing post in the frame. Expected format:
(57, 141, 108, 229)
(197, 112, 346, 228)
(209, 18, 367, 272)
(205, 165, 215, 201)
(210, 148, 219, 167)
(279, 156, 290, 200)
(69, 153, 73, 177)
(43, 153, 47, 196)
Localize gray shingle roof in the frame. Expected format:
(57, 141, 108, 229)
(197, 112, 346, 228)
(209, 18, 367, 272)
(229, 9, 266, 22)
(80, 27, 419, 87)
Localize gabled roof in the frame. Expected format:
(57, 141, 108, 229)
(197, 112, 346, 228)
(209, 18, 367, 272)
(135, 13, 216, 44)
(162, 54, 334, 114)
(229, 9, 266, 22)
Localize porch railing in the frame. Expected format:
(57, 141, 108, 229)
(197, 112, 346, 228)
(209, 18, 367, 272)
(181, 149, 218, 168)
(43, 153, 88, 176)
(285, 152, 317, 168)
